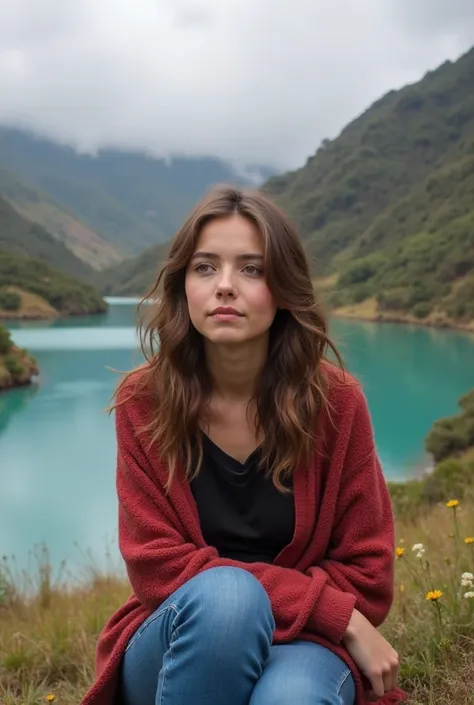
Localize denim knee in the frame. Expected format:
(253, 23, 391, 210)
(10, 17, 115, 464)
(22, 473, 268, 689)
(178, 567, 274, 652)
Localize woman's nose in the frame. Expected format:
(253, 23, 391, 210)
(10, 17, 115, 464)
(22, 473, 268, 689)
(215, 268, 236, 296)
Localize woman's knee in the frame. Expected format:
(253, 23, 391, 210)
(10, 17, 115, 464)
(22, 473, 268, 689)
(250, 642, 355, 705)
(179, 567, 274, 646)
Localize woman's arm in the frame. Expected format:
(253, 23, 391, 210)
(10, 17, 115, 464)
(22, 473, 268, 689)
(116, 394, 356, 644)
(116, 381, 394, 645)
(311, 389, 395, 629)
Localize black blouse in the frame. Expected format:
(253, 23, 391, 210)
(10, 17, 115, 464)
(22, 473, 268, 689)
(190, 434, 295, 563)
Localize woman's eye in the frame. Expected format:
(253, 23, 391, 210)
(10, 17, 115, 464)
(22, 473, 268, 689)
(243, 265, 262, 275)
(195, 263, 213, 273)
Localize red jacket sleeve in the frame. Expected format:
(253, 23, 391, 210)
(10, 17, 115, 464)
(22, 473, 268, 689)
(306, 388, 395, 633)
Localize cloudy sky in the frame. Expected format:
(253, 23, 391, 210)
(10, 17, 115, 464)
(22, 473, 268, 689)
(1, 0, 474, 168)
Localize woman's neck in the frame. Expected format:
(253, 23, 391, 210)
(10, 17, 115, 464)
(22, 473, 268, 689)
(204, 336, 269, 402)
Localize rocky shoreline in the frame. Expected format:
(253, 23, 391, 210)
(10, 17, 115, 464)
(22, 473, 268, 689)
(330, 306, 474, 334)
(0, 325, 39, 391)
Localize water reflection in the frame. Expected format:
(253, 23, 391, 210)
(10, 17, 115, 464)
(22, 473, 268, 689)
(0, 383, 39, 439)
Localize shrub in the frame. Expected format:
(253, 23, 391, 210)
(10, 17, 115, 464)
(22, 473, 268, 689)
(421, 459, 468, 504)
(339, 254, 386, 287)
(0, 290, 21, 311)
(426, 419, 470, 462)
(0, 325, 12, 354)
(4, 354, 25, 376)
(377, 289, 411, 312)
(352, 283, 373, 303)
(412, 302, 432, 319)
(388, 458, 474, 519)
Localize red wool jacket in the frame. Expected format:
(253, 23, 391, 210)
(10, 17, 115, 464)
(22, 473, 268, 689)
(81, 364, 406, 705)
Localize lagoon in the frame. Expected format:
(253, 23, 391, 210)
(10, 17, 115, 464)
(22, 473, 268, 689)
(1, 299, 474, 575)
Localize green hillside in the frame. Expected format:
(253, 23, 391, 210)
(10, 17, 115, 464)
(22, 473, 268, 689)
(97, 241, 170, 296)
(95, 47, 474, 329)
(0, 325, 38, 391)
(0, 169, 123, 270)
(262, 46, 474, 327)
(0, 130, 272, 255)
(0, 248, 107, 318)
(0, 195, 95, 281)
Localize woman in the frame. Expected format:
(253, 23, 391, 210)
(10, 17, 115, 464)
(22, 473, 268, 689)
(81, 185, 404, 705)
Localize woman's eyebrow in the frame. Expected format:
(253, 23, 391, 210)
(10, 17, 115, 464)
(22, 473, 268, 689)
(191, 251, 263, 261)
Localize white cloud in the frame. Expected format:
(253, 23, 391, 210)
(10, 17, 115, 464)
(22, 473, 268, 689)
(0, 0, 473, 168)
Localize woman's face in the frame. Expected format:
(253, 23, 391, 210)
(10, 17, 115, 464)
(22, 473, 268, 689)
(185, 214, 277, 346)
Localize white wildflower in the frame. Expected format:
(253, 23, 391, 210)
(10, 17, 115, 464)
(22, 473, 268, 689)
(461, 572, 474, 588)
(412, 543, 424, 552)
(463, 591, 474, 599)
(412, 543, 425, 559)
(461, 572, 474, 581)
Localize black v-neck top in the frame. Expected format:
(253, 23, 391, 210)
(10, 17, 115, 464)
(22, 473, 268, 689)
(189, 434, 296, 563)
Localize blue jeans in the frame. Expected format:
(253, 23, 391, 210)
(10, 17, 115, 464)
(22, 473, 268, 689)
(120, 566, 356, 705)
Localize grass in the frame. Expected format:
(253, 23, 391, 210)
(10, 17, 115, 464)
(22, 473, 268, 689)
(1, 498, 473, 705)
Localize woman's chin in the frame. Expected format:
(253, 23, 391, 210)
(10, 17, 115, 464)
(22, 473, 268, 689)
(205, 330, 248, 345)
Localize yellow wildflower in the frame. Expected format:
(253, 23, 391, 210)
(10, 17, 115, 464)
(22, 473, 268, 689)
(395, 547, 405, 558)
(426, 590, 443, 601)
(446, 499, 459, 508)
(464, 537, 474, 544)
(399, 584, 405, 593)
(46, 697, 56, 703)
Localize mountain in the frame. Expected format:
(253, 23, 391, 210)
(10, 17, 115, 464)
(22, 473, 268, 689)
(262, 46, 474, 327)
(0, 248, 107, 319)
(0, 195, 95, 281)
(0, 168, 123, 270)
(0, 128, 274, 256)
(95, 47, 474, 330)
(0, 195, 107, 318)
(96, 240, 170, 297)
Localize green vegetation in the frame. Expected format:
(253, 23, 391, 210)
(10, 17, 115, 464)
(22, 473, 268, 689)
(0, 195, 94, 281)
(0, 194, 108, 318)
(97, 240, 170, 296)
(426, 390, 474, 464)
(0, 168, 123, 270)
(388, 390, 474, 520)
(0, 290, 21, 311)
(0, 325, 38, 390)
(0, 128, 265, 255)
(1, 395, 474, 703)
(262, 46, 474, 326)
(0, 249, 107, 317)
(94, 47, 474, 327)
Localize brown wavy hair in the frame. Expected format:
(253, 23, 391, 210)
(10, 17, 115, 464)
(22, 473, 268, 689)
(113, 184, 343, 493)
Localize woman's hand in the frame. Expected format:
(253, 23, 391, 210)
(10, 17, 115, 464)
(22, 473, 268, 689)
(343, 608, 399, 700)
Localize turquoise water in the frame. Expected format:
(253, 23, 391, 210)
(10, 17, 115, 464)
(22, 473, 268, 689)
(1, 299, 474, 575)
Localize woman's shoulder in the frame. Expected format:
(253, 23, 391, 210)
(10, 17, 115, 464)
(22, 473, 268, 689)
(321, 360, 368, 417)
(113, 364, 158, 420)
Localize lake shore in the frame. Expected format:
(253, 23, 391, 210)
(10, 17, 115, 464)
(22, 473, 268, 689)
(0, 329, 38, 391)
(330, 298, 474, 334)
(0, 286, 108, 321)
(2, 290, 474, 335)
